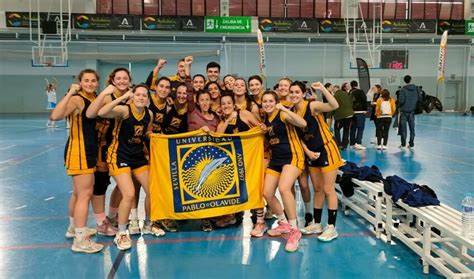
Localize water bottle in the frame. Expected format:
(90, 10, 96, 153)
(461, 193, 474, 239)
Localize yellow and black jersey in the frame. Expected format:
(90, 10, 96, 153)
(264, 109, 304, 171)
(297, 101, 343, 172)
(237, 99, 254, 113)
(64, 92, 98, 174)
(162, 105, 188, 135)
(95, 92, 124, 167)
(107, 103, 150, 168)
(149, 94, 167, 133)
(224, 110, 251, 134)
(296, 100, 335, 150)
(253, 96, 266, 120)
(280, 99, 293, 109)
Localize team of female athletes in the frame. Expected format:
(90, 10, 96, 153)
(51, 57, 344, 254)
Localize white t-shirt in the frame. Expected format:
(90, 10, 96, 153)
(46, 90, 57, 103)
(380, 100, 392, 116)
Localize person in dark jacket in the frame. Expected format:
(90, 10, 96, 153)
(398, 75, 420, 149)
(327, 88, 354, 150)
(349, 80, 367, 150)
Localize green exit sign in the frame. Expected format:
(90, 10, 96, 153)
(466, 20, 474, 35)
(205, 16, 251, 33)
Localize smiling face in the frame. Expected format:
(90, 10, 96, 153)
(80, 73, 98, 94)
(249, 78, 262, 95)
(220, 95, 235, 116)
(233, 79, 247, 96)
(197, 92, 211, 113)
(262, 93, 277, 114)
(155, 79, 171, 100)
(177, 61, 186, 78)
(193, 76, 205, 91)
(112, 70, 130, 92)
(208, 83, 220, 99)
(290, 84, 304, 105)
(175, 85, 188, 105)
(223, 76, 235, 91)
(207, 67, 220, 82)
(278, 79, 291, 98)
(133, 86, 149, 109)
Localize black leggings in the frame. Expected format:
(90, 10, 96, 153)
(376, 117, 392, 146)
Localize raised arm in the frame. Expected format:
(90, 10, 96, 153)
(309, 82, 339, 113)
(184, 56, 193, 78)
(241, 109, 261, 127)
(150, 59, 167, 91)
(86, 84, 115, 118)
(276, 103, 307, 128)
(50, 84, 81, 120)
(98, 91, 133, 118)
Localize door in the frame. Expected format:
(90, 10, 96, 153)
(444, 82, 459, 111)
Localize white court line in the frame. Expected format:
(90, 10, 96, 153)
(0, 145, 61, 172)
(0, 144, 15, 150)
(14, 205, 27, 210)
(0, 159, 13, 164)
(11, 145, 61, 166)
(44, 197, 55, 201)
(417, 123, 474, 133)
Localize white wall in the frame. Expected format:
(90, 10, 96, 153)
(1, 41, 473, 113)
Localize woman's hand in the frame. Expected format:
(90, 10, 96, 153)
(307, 151, 320, 161)
(68, 84, 81, 95)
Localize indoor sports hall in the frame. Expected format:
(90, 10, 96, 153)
(0, 1, 473, 278)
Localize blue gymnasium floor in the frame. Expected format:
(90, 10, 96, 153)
(0, 113, 472, 279)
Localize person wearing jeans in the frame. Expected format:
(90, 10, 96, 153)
(397, 75, 419, 149)
(349, 81, 368, 150)
(399, 111, 415, 148)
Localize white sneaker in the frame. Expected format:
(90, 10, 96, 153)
(300, 223, 324, 235)
(65, 226, 97, 239)
(399, 145, 406, 150)
(318, 225, 338, 242)
(377, 145, 382, 150)
(355, 144, 366, 150)
(128, 219, 141, 235)
(71, 237, 103, 253)
(382, 145, 387, 150)
(114, 231, 132, 250)
(142, 221, 166, 237)
(408, 146, 415, 151)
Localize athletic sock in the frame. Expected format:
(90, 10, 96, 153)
(289, 219, 298, 229)
(108, 207, 118, 219)
(69, 216, 75, 229)
(95, 213, 106, 226)
(276, 214, 287, 222)
(75, 227, 86, 241)
(304, 202, 312, 214)
(256, 208, 264, 223)
(313, 208, 323, 224)
(328, 209, 338, 226)
(118, 224, 127, 233)
(129, 208, 138, 220)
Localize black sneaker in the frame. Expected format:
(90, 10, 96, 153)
(304, 213, 313, 227)
(201, 219, 213, 232)
(160, 219, 178, 232)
